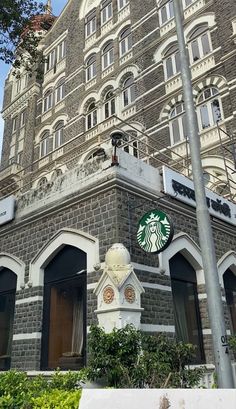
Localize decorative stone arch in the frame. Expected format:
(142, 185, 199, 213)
(117, 64, 139, 88)
(35, 114, 68, 144)
(79, 92, 98, 116)
(84, 48, 99, 63)
(184, 13, 216, 39)
(99, 81, 117, 101)
(193, 75, 228, 100)
(159, 232, 204, 285)
(0, 253, 25, 291)
(29, 228, 99, 287)
(218, 251, 236, 286)
(79, 0, 100, 19)
(160, 94, 184, 122)
(153, 34, 178, 63)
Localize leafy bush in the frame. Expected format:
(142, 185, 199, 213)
(0, 370, 84, 408)
(87, 325, 205, 388)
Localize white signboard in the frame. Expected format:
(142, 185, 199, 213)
(79, 389, 236, 409)
(0, 195, 15, 226)
(162, 166, 236, 226)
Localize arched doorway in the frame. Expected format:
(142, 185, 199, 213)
(0, 268, 16, 370)
(41, 245, 86, 370)
(223, 269, 236, 334)
(169, 253, 205, 363)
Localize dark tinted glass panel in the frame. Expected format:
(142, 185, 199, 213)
(224, 269, 236, 334)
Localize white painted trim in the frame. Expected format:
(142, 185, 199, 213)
(87, 283, 96, 290)
(198, 293, 207, 300)
(217, 251, 236, 286)
(141, 324, 175, 333)
(29, 228, 99, 287)
(141, 282, 172, 292)
(13, 332, 42, 341)
(16, 296, 43, 305)
(0, 253, 25, 291)
(202, 329, 212, 335)
(132, 262, 160, 274)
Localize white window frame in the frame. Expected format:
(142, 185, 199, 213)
(163, 45, 180, 80)
(118, 0, 129, 10)
(12, 117, 17, 133)
(45, 49, 56, 73)
(183, 0, 193, 8)
(123, 77, 135, 107)
(40, 133, 50, 157)
(123, 133, 139, 158)
(159, 0, 174, 26)
(43, 90, 53, 112)
(54, 123, 64, 149)
(57, 40, 66, 61)
(20, 111, 26, 128)
(86, 103, 97, 130)
(119, 27, 132, 57)
(104, 91, 116, 118)
(86, 55, 97, 82)
(188, 27, 212, 64)
(102, 42, 114, 70)
(169, 102, 187, 145)
(101, 1, 113, 25)
(55, 79, 65, 104)
(85, 12, 96, 38)
(196, 87, 223, 131)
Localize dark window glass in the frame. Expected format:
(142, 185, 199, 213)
(224, 269, 236, 334)
(41, 246, 86, 370)
(0, 269, 16, 371)
(170, 253, 205, 363)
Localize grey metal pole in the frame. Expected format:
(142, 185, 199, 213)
(173, 0, 234, 388)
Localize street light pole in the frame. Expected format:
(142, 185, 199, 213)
(173, 0, 234, 388)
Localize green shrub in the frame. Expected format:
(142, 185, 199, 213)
(87, 325, 205, 388)
(31, 389, 81, 409)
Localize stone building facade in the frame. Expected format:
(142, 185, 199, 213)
(0, 0, 236, 380)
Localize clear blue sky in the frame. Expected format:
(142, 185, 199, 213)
(0, 0, 69, 160)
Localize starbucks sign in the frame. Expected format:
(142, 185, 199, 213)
(137, 210, 174, 254)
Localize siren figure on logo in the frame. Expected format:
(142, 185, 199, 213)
(137, 211, 173, 254)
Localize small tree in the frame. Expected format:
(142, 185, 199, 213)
(87, 325, 205, 388)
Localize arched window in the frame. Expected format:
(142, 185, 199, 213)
(86, 55, 96, 82)
(104, 90, 116, 118)
(122, 76, 135, 107)
(119, 27, 132, 56)
(170, 253, 205, 363)
(43, 89, 53, 113)
(101, 0, 113, 25)
(41, 245, 86, 370)
(159, 0, 174, 26)
(188, 24, 211, 63)
(54, 121, 64, 149)
(102, 42, 114, 70)
(223, 269, 236, 334)
(40, 131, 51, 157)
(86, 102, 97, 130)
(197, 87, 222, 130)
(169, 102, 187, 144)
(55, 78, 65, 104)
(0, 268, 16, 370)
(163, 44, 180, 79)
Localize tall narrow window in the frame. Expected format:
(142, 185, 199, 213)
(123, 76, 135, 107)
(0, 268, 16, 371)
(20, 110, 26, 128)
(101, 0, 113, 25)
(85, 10, 96, 38)
(163, 44, 180, 79)
(45, 49, 56, 73)
(12, 117, 17, 133)
(159, 0, 174, 26)
(169, 102, 187, 144)
(119, 27, 132, 56)
(57, 40, 66, 61)
(55, 78, 65, 103)
(40, 131, 50, 157)
(104, 90, 116, 118)
(54, 121, 64, 149)
(86, 102, 97, 130)
(170, 253, 205, 363)
(224, 269, 236, 334)
(102, 42, 114, 70)
(123, 131, 139, 158)
(197, 87, 222, 130)
(41, 246, 86, 370)
(43, 89, 53, 112)
(188, 25, 211, 63)
(118, 0, 129, 9)
(86, 55, 96, 82)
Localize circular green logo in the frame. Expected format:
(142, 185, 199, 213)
(137, 210, 174, 254)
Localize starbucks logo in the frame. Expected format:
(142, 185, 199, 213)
(137, 210, 174, 254)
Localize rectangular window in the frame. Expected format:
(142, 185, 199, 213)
(200, 105, 210, 129)
(172, 119, 181, 144)
(85, 12, 96, 37)
(45, 49, 56, 72)
(20, 111, 26, 127)
(12, 117, 17, 133)
(101, 1, 113, 25)
(191, 40, 200, 62)
(166, 57, 174, 78)
(201, 33, 211, 56)
(17, 152, 23, 164)
(118, 0, 129, 9)
(58, 40, 66, 61)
